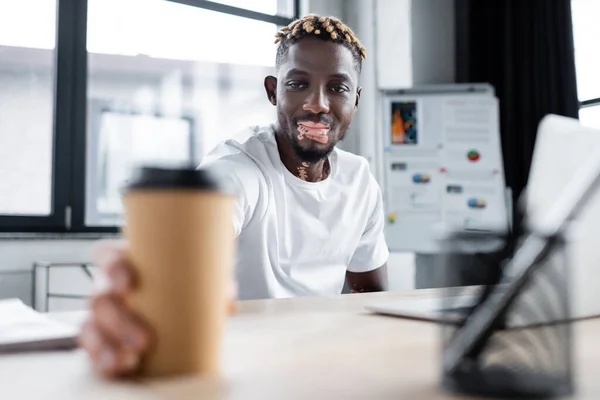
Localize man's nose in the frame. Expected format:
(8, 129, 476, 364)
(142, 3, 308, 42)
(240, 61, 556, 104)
(303, 87, 330, 114)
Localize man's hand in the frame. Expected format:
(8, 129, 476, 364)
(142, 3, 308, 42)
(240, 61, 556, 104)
(78, 240, 237, 377)
(77, 240, 151, 377)
(345, 264, 388, 293)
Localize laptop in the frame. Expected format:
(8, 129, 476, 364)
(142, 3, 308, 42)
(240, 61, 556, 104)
(367, 114, 600, 323)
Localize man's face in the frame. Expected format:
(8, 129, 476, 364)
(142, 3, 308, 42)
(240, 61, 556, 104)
(265, 37, 360, 162)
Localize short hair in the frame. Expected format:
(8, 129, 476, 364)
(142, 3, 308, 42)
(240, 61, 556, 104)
(274, 14, 366, 74)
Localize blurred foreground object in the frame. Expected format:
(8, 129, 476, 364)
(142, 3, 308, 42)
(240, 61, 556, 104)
(122, 165, 235, 377)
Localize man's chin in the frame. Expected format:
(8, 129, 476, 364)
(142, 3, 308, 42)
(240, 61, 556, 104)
(291, 141, 335, 163)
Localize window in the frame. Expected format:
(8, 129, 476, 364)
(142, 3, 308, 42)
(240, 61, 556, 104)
(85, 0, 282, 226)
(0, 0, 57, 216)
(0, 0, 298, 232)
(87, 108, 195, 225)
(572, 0, 600, 127)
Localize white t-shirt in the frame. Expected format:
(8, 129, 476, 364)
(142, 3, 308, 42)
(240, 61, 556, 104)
(201, 124, 389, 300)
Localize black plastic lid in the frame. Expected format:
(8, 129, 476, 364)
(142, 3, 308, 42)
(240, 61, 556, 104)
(123, 165, 230, 193)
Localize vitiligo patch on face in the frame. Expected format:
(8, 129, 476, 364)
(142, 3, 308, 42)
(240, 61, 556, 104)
(298, 124, 329, 136)
(297, 125, 329, 144)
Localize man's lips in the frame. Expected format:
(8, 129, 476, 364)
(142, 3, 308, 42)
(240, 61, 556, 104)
(297, 121, 330, 136)
(298, 121, 331, 129)
(297, 122, 330, 144)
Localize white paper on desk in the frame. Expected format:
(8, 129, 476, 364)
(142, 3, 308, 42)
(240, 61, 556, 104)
(0, 299, 79, 352)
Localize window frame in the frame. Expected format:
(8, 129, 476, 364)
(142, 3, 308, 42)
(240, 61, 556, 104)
(580, 97, 600, 108)
(85, 100, 198, 227)
(0, 0, 299, 233)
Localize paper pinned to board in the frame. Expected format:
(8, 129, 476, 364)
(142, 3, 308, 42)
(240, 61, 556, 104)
(382, 90, 508, 253)
(0, 299, 79, 353)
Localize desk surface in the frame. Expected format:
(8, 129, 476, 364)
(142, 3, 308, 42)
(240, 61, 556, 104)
(2, 289, 600, 400)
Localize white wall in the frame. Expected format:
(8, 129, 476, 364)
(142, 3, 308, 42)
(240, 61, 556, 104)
(375, 0, 414, 89)
(410, 0, 455, 85)
(300, 0, 345, 17)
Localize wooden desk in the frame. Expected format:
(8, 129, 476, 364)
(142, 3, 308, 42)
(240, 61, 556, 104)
(1, 289, 599, 399)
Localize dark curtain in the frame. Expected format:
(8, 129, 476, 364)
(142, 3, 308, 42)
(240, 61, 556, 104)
(455, 0, 580, 205)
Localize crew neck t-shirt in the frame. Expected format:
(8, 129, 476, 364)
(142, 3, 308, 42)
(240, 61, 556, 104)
(200, 124, 389, 300)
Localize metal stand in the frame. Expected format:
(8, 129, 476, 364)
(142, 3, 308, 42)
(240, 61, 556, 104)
(32, 262, 94, 312)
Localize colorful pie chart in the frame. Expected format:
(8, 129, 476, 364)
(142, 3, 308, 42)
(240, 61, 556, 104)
(467, 150, 480, 162)
(412, 173, 431, 183)
(467, 198, 486, 209)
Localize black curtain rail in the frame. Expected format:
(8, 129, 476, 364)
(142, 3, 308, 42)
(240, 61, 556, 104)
(165, 0, 297, 26)
(580, 97, 600, 108)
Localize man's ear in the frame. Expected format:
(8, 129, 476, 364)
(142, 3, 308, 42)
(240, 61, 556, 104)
(355, 87, 362, 109)
(264, 76, 278, 106)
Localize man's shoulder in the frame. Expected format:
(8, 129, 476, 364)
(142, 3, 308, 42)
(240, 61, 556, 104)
(203, 125, 275, 166)
(332, 148, 382, 201)
(333, 147, 374, 179)
(200, 125, 276, 183)
(224, 124, 275, 148)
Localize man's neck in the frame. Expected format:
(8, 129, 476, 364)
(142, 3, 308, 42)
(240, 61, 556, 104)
(275, 132, 330, 183)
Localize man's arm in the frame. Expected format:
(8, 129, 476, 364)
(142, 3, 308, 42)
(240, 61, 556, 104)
(200, 155, 261, 238)
(345, 170, 389, 293)
(345, 263, 388, 293)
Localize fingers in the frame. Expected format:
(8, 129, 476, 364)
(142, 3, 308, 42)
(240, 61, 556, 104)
(84, 240, 238, 378)
(82, 240, 151, 378)
(79, 293, 152, 377)
(79, 319, 141, 377)
(92, 239, 136, 295)
(91, 294, 150, 354)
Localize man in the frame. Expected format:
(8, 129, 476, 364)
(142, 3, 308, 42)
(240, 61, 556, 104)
(79, 14, 389, 376)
